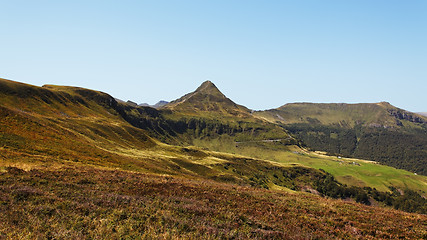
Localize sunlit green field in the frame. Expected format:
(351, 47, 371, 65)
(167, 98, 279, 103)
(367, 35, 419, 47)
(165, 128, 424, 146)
(192, 138, 427, 193)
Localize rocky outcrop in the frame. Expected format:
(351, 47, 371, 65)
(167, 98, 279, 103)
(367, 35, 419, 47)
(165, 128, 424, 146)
(126, 100, 138, 107)
(388, 109, 426, 124)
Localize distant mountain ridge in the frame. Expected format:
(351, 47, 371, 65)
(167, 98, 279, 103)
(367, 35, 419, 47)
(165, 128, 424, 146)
(256, 102, 427, 128)
(255, 102, 427, 175)
(139, 100, 169, 108)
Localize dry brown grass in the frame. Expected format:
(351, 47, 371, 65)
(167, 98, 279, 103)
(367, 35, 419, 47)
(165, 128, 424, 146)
(0, 166, 425, 239)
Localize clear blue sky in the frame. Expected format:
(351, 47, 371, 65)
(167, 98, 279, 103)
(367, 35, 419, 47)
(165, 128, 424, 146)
(1, 1, 426, 111)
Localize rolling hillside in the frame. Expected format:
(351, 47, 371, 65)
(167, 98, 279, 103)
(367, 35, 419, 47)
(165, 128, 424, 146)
(1, 78, 426, 193)
(1, 77, 426, 238)
(0, 78, 290, 181)
(0, 78, 366, 191)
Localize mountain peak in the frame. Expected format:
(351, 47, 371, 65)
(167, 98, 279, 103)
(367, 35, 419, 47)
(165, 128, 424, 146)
(163, 80, 250, 117)
(200, 80, 215, 87)
(194, 80, 223, 96)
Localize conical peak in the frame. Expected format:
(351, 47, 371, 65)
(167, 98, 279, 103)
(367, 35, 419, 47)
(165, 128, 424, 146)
(201, 80, 214, 86)
(196, 80, 218, 91)
(157, 80, 252, 116)
(193, 80, 224, 97)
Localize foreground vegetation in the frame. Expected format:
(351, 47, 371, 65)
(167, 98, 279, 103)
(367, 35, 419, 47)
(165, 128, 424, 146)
(1, 166, 426, 239)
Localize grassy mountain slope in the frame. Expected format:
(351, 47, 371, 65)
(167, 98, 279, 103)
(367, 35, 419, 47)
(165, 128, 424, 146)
(0, 78, 284, 180)
(0, 79, 342, 193)
(256, 102, 427, 175)
(0, 78, 367, 191)
(0, 78, 161, 169)
(1, 78, 426, 238)
(1, 78, 425, 194)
